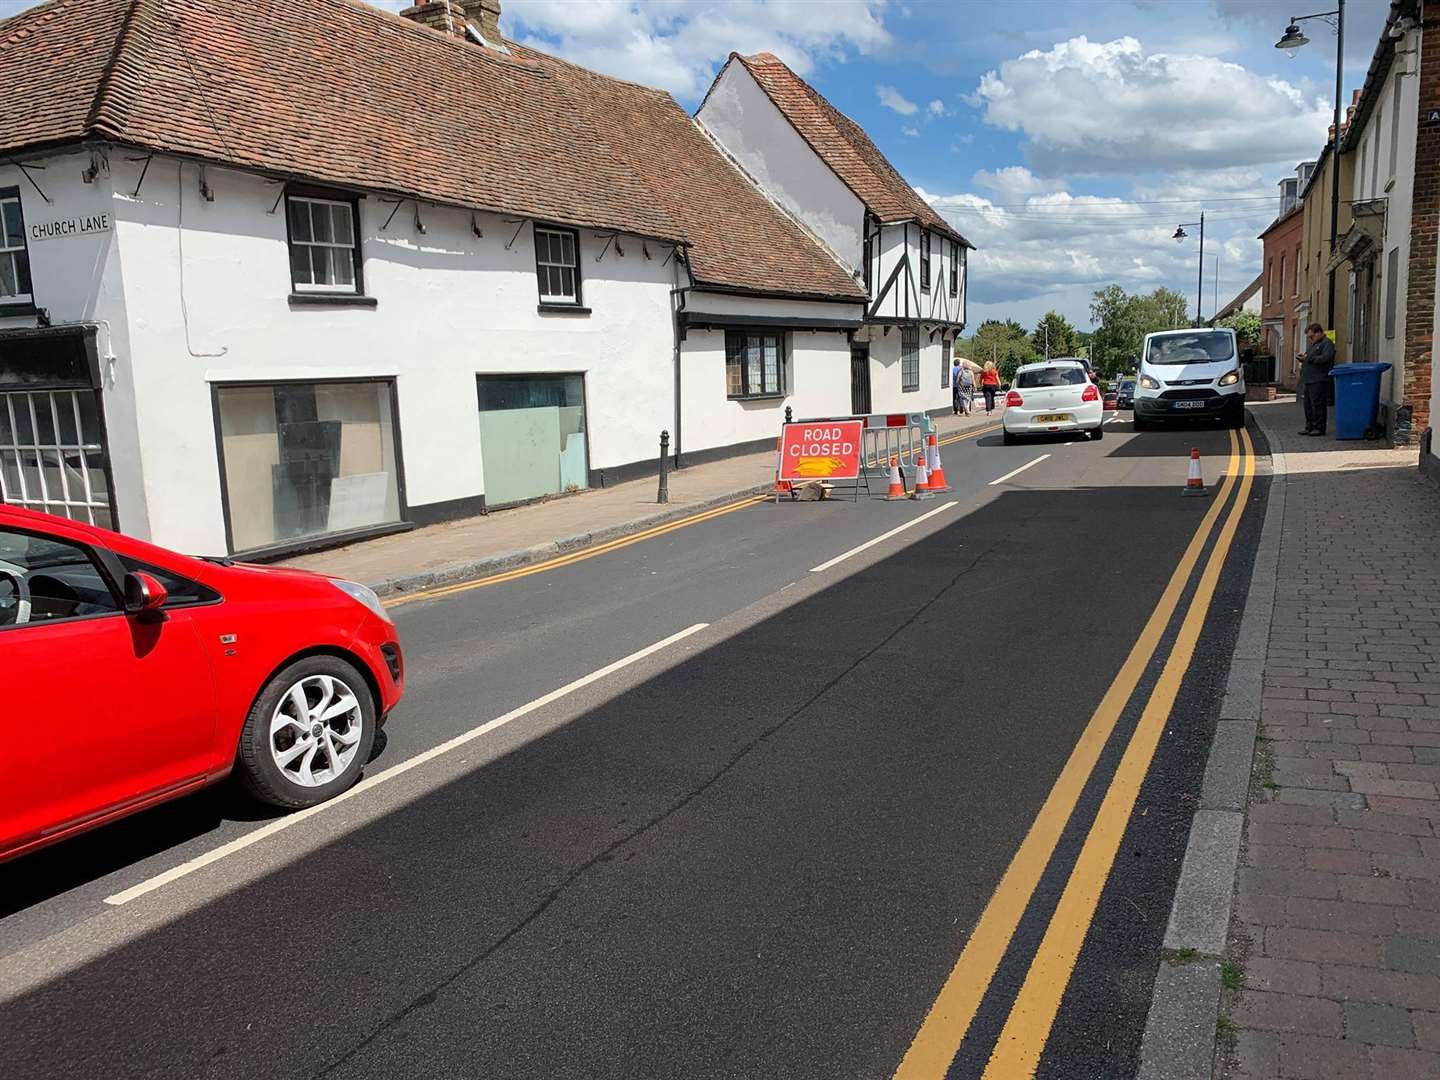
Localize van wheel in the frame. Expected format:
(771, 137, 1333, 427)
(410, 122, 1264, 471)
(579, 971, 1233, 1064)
(236, 655, 377, 809)
(1133, 413, 1149, 431)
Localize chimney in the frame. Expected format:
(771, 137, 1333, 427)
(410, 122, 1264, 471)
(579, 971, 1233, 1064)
(399, 1, 467, 38)
(399, 0, 504, 48)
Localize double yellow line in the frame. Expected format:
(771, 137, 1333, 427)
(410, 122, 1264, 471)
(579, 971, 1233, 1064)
(386, 421, 999, 609)
(894, 427, 1255, 1079)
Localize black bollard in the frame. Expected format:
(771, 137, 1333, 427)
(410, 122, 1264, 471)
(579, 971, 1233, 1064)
(657, 430, 670, 503)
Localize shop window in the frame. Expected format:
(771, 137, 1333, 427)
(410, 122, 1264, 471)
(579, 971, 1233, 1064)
(0, 190, 32, 307)
(287, 194, 363, 294)
(901, 327, 919, 391)
(535, 226, 582, 306)
(215, 381, 402, 553)
(725, 331, 786, 398)
(476, 374, 587, 506)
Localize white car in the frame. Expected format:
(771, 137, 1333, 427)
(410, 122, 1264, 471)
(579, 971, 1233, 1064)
(1002, 359, 1104, 444)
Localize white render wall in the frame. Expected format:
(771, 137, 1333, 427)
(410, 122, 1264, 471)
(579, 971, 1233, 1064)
(866, 220, 965, 325)
(857, 325, 952, 416)
(110, 157, 681, 553)
(697, 60, 865, 270)
(0, 151, 150, 536)
(679, 328, 852, 454)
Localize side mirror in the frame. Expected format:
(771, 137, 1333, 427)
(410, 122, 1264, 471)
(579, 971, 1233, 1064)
(124, 571, 168, 616)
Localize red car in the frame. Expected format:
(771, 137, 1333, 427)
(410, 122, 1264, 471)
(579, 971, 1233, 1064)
(0, 505, 403, 863)
(1102, 389, 1120, 411)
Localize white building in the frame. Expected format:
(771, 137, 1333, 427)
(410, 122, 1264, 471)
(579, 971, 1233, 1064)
(0, 0, 968, 557)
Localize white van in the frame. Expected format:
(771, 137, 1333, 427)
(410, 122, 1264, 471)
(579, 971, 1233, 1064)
(1132, 327, 1245, 430)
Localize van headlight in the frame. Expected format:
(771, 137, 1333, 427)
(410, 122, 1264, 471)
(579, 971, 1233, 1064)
(1139, 373, 1161, 390)
(1218, 369, 1241, 386)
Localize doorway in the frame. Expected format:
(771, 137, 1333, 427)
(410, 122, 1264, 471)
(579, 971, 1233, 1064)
(850, 345, 871, 416)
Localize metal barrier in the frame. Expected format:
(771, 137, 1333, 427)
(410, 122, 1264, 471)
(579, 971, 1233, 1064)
(858, 413, 932, 476)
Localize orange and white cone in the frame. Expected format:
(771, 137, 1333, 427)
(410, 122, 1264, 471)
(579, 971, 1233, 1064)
(1183, 447, 1207, 497)
(912, 453, 932, 498)
(885, 456, 906, 500)
(926, 433, 950, 491)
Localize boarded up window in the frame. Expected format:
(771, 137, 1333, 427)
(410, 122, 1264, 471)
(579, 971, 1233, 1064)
(1384, 246, 1400, 340)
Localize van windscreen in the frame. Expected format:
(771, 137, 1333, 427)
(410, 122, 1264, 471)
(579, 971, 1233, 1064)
(1146, 333, 1235, 365)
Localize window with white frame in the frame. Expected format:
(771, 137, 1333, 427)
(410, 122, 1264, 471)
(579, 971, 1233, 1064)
(901, 327, 920, 391)
(535, 226, 582, 305)
(919, 230, 931, 292)
(286, 194, 361, 293)
(0, 191, 32, 306)
(724, 330, 785, 398)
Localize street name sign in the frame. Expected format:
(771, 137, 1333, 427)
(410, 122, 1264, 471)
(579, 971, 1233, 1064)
(778, 420, 863, 481)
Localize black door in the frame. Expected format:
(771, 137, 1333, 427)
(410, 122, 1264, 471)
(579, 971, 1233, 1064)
(850, 346, 871, 416)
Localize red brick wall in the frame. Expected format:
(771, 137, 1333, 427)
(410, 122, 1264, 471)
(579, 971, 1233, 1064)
(1403, 7, 1439, 431)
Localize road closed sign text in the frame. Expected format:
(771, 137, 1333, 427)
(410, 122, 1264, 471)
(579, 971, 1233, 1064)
(778, 420, 863, 481)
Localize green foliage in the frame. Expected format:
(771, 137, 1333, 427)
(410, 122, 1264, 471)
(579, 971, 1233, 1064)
(1088, 285, 1190, 379)
(1031, 311, 1081, 360)
(1220, 961, 1244, 991)
(955, 319, 1038, 384)
(1218, 310, 1262, 346)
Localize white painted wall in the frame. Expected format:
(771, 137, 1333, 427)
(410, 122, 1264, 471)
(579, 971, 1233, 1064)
(697, 60, 865, 270)
(0, 149, 149, 536)
(857, 324, 951, 416)
(866, 220, 965, 326)
(684, 290, 861, 322)
(679, 327, 851, 453)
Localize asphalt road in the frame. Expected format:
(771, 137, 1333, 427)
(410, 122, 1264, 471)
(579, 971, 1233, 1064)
(0, 412, 1267, 1079)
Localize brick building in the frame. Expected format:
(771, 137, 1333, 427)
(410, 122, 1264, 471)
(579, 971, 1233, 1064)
(1259, 187, 1305, 388)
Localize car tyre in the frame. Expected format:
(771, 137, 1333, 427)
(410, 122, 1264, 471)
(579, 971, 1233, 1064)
(1089, 424, 1105, 441)
(236, 654, 377, 809)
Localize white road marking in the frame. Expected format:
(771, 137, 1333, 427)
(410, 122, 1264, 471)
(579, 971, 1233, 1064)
(104, 623, 711, 907)
(1105, 414, 1122, 424)
(809, 501, 958, 573)
(988, 454, 1051, 486)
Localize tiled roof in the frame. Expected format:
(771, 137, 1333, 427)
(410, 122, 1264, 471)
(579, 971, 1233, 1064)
(515, 46, 864, 301)
(0, 0, 679, 241)
(732, 52, 969, 248)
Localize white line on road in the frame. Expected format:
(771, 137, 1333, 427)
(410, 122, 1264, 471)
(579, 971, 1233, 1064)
(988, 454, 1051, 486)
(809, 501, 958, 573)
(104, 623, 711, 907)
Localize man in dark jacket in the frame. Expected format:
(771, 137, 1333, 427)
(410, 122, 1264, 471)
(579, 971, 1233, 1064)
(1297, 323, 1336, 436)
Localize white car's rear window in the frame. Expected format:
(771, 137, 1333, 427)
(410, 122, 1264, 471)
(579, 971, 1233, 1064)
(1016, 367, 1087, 389)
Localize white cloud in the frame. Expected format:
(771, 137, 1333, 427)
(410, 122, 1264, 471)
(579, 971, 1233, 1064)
(487, 0, 892, 102)
(971, 165, 1065, 200)
(927, 98, 947, 118)
(877, 83, 919, 115)
(973, 35, 1331, 174)
(901, 125, 920, 137)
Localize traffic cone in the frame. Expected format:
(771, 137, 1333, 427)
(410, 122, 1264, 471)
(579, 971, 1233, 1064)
(885, 456, 906, 500)
(1183, 447, 1207, 497)
(926, 433, 950, 491)
(912, 453, 933, 498)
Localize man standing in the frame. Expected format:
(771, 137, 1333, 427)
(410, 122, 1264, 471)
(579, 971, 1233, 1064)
(1297, 323, 1335, 436)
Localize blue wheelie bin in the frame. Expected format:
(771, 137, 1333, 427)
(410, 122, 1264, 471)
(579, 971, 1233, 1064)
(1330, 362, 1391, 440)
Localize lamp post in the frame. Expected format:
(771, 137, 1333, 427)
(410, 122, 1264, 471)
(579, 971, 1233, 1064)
(1276, 2, 1344, 330)
(1174, 215, 1205, 325)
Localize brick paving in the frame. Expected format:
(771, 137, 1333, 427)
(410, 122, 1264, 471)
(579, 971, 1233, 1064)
(1222, 400, 1440, 1080)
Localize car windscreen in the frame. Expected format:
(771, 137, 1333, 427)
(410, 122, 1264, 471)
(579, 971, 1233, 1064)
(1145, 333, 1235, 365)
(1120, 380, 1136, 390)
(1015, 366, 1088, 389)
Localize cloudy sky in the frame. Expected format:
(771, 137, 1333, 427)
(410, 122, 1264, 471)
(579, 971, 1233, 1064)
(7, 0, 1389, 330)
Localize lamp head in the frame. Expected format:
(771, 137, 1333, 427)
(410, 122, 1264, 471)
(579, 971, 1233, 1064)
(1173, 226, 1188, 242)
(1275, 23, 1309, 50)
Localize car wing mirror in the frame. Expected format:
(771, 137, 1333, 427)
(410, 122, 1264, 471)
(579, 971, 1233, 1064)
(124, 571, 168, 616)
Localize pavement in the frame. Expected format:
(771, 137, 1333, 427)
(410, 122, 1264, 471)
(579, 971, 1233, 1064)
(0, 408, 1270, 1079)
(1140, 394, 1440, 1080)
(283, 408, 1004, 594)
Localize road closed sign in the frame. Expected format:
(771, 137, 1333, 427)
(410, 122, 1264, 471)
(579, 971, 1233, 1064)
(778, 420, 863, 481)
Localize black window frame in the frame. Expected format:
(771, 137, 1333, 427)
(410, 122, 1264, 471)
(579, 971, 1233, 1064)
(724, 329, 787, 399)
(0, 186, 34, 312)
(919, 230, 931, 293)
(284, 187, 366, 302)
(534, 224, 584, 309)
(940, 335, 953, 389)
(901, 326, 920, 392)
(949, 241, 959, 297)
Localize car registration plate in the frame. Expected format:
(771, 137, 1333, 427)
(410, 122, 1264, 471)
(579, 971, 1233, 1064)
(1035, 413, 1068, 423)
(1174, 400, 1205, 410)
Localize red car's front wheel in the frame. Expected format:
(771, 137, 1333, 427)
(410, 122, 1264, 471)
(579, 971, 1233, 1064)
(236, 655, 377, 808)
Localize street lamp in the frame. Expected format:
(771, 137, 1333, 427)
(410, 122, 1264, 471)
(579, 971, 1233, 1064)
(1275, 3, 1344, 329)
(1174, 214, 1205, 325)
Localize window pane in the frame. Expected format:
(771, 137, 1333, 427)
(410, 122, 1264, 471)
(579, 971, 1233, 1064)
(726, 353, 743, 396)
(12, 394, 33, 444)
(315, 246, 335, 286)
(14, 250, 30, 297)
(2, 198, 21, 248)
(331, 203, 353, 246)
(333, 248, 355, 288)
(560, 232, 574, 265)
(559, 267, 574, 299)
(310, 201, 333, 244)
(290, 243, 311, 285)
(763, 338, 779, 393)
(0, 252, 15, 298)
(288, 198, 311, 243)
(73, 392, 102, 445)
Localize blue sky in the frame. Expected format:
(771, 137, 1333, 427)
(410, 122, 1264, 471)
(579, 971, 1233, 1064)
(8, 0, 1390, 331)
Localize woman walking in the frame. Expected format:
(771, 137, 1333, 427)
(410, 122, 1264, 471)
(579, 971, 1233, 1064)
(980, 361, 1000, 414)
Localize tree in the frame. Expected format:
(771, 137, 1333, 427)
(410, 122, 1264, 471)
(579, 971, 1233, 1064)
(1030, 311, 1080, 360)
(1088, 284, 1192, 379)
(955, 319, 1037, 384)
(1218, 309, 1262, 347)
